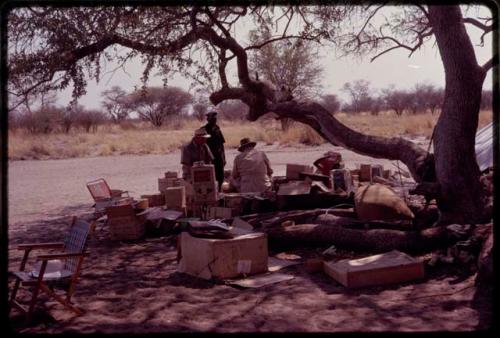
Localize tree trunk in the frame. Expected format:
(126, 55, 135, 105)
(428, 6, 487, 224)
(265, 223, 450, 253)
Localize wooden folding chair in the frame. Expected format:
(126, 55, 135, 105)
(86, 178, 129, 202)
(9, 217, 96, 323)
(86, 178, 130, 216)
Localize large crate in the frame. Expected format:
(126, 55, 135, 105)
(178, 231, 268, 280)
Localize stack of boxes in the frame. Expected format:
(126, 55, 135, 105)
(190, 163, 218, 219)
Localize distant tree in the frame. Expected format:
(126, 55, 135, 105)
(217, 100, 248, 121)
(192, 90, 211, 121)
(75, 106, 106, 132)
(8, 108, 22, 131)
(320, 94, 341, 114)
(101, 86, 131, 122)
(341, 80, 374, 113)
(369, 97, 384, 116)
(192, 103, 208, 121)
(382, 86, 408, 116)
(59, 107, 80, 133)
(127, 86, 192, 127)
(19, 105, 61, 134)
(412, 83, 443, 114)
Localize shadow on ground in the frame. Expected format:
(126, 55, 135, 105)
(7, 212, 493, 333)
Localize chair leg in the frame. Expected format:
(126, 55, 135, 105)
(25, 284, 42, 324)
(41, 284, 83, 316)
(9, 278, 22, 313)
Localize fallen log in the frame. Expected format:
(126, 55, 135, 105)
(314, 213, 413, 231)
(236, 208, 338, 227)
(265, 223, 452, 253)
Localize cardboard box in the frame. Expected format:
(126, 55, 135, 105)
(277, 181, 312, 196)
(106, 204, 145, 240)
(383, 169, 392, 179)
(190, 202, 217, 219)
(286, 164, 314, 180)
(165, 186, 186, 209)
(371, 164, 384, 179)
(323, 250, 424, 288)
(208, 207, 233, 219)
(140, 193, 165, 207)
(331, 169, 353, 193)
(159, 177, 184, 192)
(359, 164, 372, 182)
(105, 203, 135, 218)
(165, 171, 178, 178)
(108, 216, 145, 241)
(178, 231, 268, 280)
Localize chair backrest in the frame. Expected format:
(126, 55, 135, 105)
(63, 218, 95, 272)
(87, 178, 112, 201)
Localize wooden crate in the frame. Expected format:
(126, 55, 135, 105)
(286, 164, 314, 180)
(323, 250, 424, 288)
(178, 231, 268, 280)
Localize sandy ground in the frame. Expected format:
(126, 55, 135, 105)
(7, 143, 492, 333)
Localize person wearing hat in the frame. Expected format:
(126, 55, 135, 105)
(203, 111, 226, 190)
(180, 128, 215, 181)
(231, 138, 273, 193)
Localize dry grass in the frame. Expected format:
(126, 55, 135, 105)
(335, 109, 493, 138)
(8, 110, 493, 160)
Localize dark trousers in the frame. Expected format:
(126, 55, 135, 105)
(213, 158, 225, 191)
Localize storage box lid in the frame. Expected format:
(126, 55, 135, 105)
(327, 250, 421, 273)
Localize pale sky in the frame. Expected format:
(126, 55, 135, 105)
(56, 5, 493, 110)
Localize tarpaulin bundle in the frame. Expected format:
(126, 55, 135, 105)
(475, 122, 494, 172)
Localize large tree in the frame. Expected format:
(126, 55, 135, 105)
(7, 5, 496, 224)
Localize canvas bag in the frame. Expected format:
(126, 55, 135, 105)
(354, 183, 414, 221)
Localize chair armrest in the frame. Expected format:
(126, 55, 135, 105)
(37, 252, 89, 261)
(17, 242, 65, 250)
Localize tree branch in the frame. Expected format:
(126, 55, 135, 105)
(245, 34, 320, 51)
(463, 17, 493, 32)
(482, 54, 498, 72)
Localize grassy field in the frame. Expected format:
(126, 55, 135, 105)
(8, 110, 493, 160)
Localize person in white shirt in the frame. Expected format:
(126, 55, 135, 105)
(231, 138, 273, 193)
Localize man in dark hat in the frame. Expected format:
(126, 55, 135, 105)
(232, 138, 273, 193)
(203, 111, 226, 190)
(180, 128, 214, 181)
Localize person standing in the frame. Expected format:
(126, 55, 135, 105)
(180, 128, 214, 181)
(203, 111, 226, 190)
(232, 138, 273, 193)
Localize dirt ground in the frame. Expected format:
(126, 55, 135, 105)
(7, 143, 493, 333)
